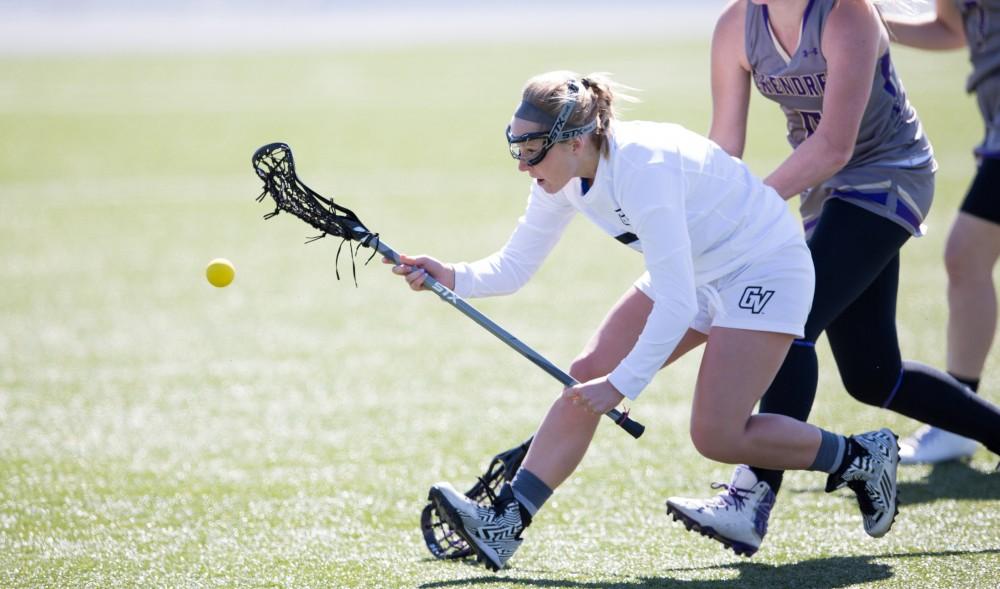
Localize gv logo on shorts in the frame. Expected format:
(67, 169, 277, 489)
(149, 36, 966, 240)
(739, 286, 774, 314)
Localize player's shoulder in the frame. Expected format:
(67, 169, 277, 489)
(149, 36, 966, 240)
(613, 120, 685, 152)
(825, 0, 882, 32)
(718, 0, 749, 21)
(823, 0, 886, 53)
(713, 0, 751, 68)
(613, 121, 711, 169)
(714, 0, 748, 36)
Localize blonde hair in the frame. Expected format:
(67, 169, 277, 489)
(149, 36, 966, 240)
(519, 71, 639, 158)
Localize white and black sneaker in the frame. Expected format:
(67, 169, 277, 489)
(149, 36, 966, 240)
(428, 482, 526, 571)
(665, 465, 775, 557)
(825, 428, 900, 537)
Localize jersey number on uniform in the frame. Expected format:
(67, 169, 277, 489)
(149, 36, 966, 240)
(800, 110, 822, 137)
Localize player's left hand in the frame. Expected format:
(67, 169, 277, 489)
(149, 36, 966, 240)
(563, 377, 625, 415)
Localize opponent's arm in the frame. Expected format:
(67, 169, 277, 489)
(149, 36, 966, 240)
(884, 0, 966, 50)
(763, 0, 882, 199)
(709, 0, 753, 158)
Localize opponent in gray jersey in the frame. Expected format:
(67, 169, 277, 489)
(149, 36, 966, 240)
(746, 0, 935, 234)
(886, 1, 1000, 463)
(669, 0, 1000, 557)
(390, 71, 901, 570)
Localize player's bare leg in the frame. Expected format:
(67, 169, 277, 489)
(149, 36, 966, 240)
(523, 287, 706, 489)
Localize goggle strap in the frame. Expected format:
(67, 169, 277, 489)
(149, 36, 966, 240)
(547, 95, 576, 145)
(554, 119, 598, 142)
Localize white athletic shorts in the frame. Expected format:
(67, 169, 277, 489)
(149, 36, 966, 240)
(634, 237, 815, 338)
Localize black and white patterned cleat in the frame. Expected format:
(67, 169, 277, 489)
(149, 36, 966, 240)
(826, 428, 900, 538)
(428, 482, 524, 571)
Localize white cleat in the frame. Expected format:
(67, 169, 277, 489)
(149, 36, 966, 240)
(665, 465, 775, 557)
(899, 425, 978, 465)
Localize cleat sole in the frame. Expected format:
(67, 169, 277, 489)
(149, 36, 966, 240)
(666, 503, 758, 557)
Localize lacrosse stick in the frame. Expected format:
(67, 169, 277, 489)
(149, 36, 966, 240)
(420, 438, 532, 559)
(251, 142, 644, 439)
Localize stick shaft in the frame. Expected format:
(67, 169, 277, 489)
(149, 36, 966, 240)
(375, 240, 644, 439)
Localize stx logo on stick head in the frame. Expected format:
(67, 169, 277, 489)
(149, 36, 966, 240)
(739, 286, 775, 314)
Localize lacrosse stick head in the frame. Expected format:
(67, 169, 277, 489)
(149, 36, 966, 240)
(252, 142, 374, 244)
(420, 438, 531, 560)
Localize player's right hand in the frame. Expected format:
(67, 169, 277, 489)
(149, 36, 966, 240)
(383, 253, 456, 292)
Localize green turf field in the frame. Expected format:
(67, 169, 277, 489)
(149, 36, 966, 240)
(1, 37, 998, 589)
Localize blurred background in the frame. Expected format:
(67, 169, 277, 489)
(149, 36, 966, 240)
(0, 1, 724, 54)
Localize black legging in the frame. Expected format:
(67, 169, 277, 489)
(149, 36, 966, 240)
(753, 198, 1000, 493)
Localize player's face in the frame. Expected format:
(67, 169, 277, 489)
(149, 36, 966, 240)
(509, 117, 578, 194)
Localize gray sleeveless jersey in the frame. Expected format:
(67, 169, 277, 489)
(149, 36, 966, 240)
(745, 0, 935, 235)
(958, 0, 1000, 158)
(957, 0, 1000, 91)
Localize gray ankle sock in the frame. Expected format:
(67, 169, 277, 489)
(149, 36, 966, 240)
(510, 468, 552, 516)
(808, 429, 847, 473)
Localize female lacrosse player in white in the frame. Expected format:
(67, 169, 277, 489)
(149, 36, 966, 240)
(386, 70, 900, 570)
(882, 0, 1000, 463)
(667, 0, 1000, 558)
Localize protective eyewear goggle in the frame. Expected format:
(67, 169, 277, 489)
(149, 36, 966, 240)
(506, 81, 597, 166)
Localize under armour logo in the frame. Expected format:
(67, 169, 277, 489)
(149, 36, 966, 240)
(739, 286, 774, 314)
(801, 47, 819, 57)
(615, 208, 631, 226)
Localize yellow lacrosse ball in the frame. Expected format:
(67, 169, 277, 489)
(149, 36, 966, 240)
(205, 258, 235, 288)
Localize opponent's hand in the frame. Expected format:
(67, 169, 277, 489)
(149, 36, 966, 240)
(563, 377, 625, 415)
(382, 253, 456, 291)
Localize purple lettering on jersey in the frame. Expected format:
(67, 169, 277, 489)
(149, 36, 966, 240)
(753, 72, 826, 98)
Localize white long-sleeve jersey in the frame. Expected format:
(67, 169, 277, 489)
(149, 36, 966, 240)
(453, 121, 803, 399)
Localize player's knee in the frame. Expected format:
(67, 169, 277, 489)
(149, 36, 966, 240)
(944, 219, 998, 284)
(689, 416, 740, 463)
(840, 364, 901, 407)
(944, 234, 978, 284)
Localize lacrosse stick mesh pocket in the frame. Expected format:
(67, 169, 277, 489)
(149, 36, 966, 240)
(252, 142, 379, 282)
